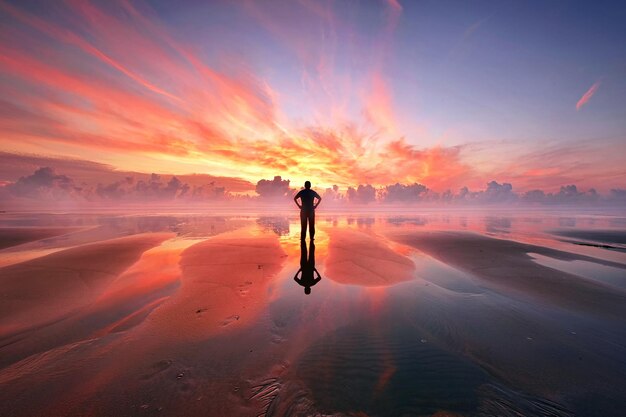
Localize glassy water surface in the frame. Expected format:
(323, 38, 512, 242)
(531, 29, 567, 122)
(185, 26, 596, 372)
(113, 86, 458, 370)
(0, 210, 625, 417)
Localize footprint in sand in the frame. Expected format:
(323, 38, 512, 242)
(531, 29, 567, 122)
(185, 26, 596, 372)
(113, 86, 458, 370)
(221, 314, 240, 326)
(238, 281, 253, 296)
(141, 359, 172, 380)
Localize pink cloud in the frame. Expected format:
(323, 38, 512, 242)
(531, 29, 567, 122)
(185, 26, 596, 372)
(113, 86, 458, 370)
(1, 0, 619, 196)
(387, 0, 403, 13)
(576, 81, 601, 110)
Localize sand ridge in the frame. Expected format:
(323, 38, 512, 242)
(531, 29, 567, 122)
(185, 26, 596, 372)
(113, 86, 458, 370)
(325, 229, 415, 286)
(0, 232, 174, 338)
(390, 230, 626, 319)
(130, 228, 289, 341)
(0, 227, 85, 250)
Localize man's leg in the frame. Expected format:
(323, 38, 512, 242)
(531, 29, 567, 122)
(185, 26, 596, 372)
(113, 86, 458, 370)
(309, 240, 315, 265)
(309, 210, 315, 239)
(300, 239, 307, 267)
(300, 210, 307, 240)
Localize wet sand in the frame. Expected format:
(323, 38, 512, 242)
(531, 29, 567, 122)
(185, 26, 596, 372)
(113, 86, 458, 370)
(0, 225, 291, 417)
(0, 212, 625, 417)
(135, 228, 288, 339)
(325, 229, 415, 286)
(0, 227, 84, 250)
(550, 229, 626, 251)
(390, 230, 626, 320)
(550, 229, 626, 245)
(0, 233, 173, 340)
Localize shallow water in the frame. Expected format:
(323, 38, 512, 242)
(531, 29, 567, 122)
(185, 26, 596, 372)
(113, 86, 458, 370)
(529, 253, 626, 290)
(0, 210, 625, 416)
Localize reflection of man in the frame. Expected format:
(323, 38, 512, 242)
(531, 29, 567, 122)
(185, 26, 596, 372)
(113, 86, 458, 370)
(294, 240, 321, 295)
(293, 181, 322, 240)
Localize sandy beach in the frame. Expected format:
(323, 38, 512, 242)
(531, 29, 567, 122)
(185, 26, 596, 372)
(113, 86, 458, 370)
(0, 227, 85, 250)
(0, 233, 173, 340)
(390, 230, 626, 319)
(0, 212, 625, 416)
(325, 229, 415, 286)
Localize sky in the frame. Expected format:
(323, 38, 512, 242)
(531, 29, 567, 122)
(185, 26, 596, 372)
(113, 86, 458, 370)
(0, 0, 625, 194)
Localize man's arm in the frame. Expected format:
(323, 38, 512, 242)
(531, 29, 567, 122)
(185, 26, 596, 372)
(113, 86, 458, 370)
(294, 191, 302, 209)
(312, 269, 321, 285)
(313, 192, 322, 209)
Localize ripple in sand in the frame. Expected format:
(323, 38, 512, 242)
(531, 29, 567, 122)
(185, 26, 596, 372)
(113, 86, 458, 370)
(294, 325, 488, 416)
(286, 322, 575, 417)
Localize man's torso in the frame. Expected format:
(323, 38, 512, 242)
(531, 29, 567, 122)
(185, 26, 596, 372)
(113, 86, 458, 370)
(296, 189, 319, 210)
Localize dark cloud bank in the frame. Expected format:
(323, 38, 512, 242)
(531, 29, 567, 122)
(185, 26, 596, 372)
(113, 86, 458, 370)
(1, 167, 624, 209)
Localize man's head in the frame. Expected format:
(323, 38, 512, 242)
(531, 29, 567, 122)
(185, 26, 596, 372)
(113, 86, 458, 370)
(304, 181, 311, 189)
(304, 286, 311, 295)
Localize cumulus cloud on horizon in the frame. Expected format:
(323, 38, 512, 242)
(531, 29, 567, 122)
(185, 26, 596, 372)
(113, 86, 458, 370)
(1, 167, 622, 208)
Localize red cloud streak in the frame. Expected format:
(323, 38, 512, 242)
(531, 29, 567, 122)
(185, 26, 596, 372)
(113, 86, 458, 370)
(0, 1, 623, 193)
(576, 81, 601, 110)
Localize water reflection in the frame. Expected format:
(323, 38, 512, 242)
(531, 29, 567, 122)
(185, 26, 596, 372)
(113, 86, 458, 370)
(558, 217, 577, 227)
(357, 217, 375, 228)
(257, 216, 290, 236)
(386, 216, 427, 226)
(484, 216, 512, 233)
(294, 240, 321, 294)
(1, 211, 626, 416)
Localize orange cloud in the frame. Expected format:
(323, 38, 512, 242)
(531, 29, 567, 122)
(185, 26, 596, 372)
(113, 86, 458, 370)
(476, 138, 626, 193)
(363, 73, 397, 134)
(0, 152, 255, 193)
(0, 0, 476, 192)
(1, 2, 181, 103)
(576, 81, 601, 110)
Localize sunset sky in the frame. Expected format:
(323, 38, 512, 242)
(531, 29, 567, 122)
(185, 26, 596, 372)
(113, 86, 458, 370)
(1, 0, 625, 193)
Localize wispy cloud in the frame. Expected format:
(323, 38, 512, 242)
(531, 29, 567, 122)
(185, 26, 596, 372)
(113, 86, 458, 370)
(386, 0, 403, 16)
(0, 1, 622, 194)
(0, 0, 465, 189)
(576, 81, 601, 110)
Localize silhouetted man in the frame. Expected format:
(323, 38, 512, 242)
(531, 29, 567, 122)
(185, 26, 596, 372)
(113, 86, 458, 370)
(294, 240, 321, 295)
(294, 181, 321, 240)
